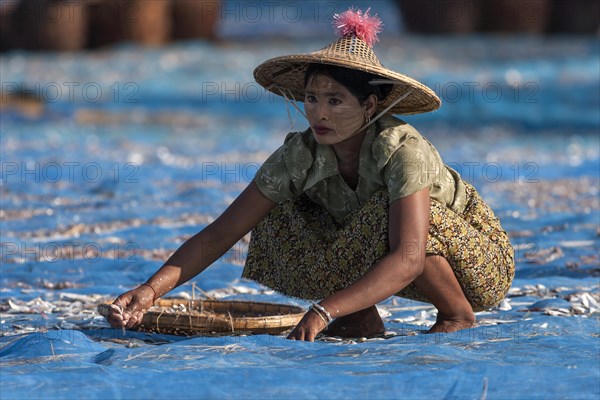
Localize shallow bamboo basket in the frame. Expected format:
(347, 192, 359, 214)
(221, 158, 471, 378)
(100, 299, 306, 336)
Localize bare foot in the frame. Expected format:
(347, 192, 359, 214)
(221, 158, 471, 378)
(427, 313, 476, 333)
(322, 306, 385, 338)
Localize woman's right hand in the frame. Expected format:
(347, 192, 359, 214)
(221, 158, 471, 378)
(106, 285, 155, 329)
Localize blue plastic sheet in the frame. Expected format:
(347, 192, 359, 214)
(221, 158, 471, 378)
(1, 7, 599, 399)
(1, 318, 599, 399)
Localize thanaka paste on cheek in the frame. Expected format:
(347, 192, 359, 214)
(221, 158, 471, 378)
(304, 74, 368, 145)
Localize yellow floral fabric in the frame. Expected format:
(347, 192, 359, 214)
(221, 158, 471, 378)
(254, 115, 468, 225)
(243, 183, 515, 311)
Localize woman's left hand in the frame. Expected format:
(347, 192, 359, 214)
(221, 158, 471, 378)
(287, 309, 328, 342)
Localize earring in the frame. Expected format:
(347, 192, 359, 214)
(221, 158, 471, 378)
(365, 115, 371, 123)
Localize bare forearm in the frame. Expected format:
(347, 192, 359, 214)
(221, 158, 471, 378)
(318, 189, 431, 320)
(143, 226, 233, 299)
(131, 182, 275, 301)
(320, 253, 423, 319)
(106, 182, 275, 330)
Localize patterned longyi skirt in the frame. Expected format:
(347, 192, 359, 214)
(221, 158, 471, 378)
(242, 183, 515, 312)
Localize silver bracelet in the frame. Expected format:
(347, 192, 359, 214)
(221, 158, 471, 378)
(311, 302, 333, 323)
(309, 306, 328, 326)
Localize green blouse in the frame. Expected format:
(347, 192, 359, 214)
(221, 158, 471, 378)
(254, 115, 468, 226)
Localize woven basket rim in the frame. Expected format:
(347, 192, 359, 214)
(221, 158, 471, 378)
(147, 298, 305, 319)
(98, 299, 306, 335)
(141, 298, 305, 335)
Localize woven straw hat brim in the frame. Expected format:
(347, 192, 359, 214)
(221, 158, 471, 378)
(254, 51, 441, 115)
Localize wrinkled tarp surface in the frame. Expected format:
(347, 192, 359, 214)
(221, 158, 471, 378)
(1, 5, 599, 399)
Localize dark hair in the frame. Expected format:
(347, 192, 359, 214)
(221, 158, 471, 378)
(304, 63, 393, 104)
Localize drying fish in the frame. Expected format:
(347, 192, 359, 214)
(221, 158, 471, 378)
(525, 246, 564, 264)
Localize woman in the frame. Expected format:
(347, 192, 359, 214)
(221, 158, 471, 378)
(106, 9, 514, 342)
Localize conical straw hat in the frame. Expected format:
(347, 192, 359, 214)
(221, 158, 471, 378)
(254, 9, 441, 115)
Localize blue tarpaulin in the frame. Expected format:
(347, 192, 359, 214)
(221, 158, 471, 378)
(0, 6, 598, 398)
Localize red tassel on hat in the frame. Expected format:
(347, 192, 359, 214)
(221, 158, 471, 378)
(333, 8, 382, 48)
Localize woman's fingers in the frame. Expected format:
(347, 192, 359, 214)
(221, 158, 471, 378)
(103, 302, 124, 328)
(291, 328, 316, 342)
(287, 328, 298, 340)
(106, 313, 123, 328)
(287, 326, 305, 341)
(290, 330, 306, 341)
(105, 291, 146, 329)
(124, 310, 143, 329)
(287, 313, 323, 342)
